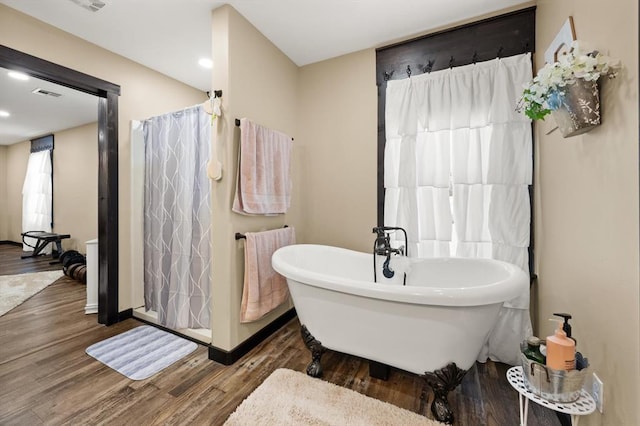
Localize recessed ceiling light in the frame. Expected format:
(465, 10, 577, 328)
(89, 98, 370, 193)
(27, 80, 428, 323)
(198, 58, 213, 69)
(8, 71, 29, 81)
(0, 111, 10, 118)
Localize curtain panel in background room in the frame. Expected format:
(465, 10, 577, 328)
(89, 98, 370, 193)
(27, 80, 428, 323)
(22, 149, 53, 252)
(141, 105, 212, 330)
(384, 53, 533, 365)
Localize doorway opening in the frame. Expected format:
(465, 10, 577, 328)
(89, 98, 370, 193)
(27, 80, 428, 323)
(0, 45, 120, 325)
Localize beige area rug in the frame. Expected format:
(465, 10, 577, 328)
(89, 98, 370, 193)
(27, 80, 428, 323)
(225, 368, 444, 426)
(0, 270, 64, 316)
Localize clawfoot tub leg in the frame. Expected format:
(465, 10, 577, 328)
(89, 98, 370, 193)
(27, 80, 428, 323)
(301, 325, 326, 378)
(422, 362, 468, 425)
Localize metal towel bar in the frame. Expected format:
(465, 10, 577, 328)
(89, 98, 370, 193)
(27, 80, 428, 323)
(235, 225, 289, 240)
(235, 119, 294, 141)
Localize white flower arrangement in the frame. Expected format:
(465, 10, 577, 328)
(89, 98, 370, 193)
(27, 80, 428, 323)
(517, 41, 620, 120)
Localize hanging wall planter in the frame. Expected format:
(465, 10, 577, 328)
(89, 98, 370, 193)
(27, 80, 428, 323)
(550, 78, 600, 138)
(517, 40, 620, 138)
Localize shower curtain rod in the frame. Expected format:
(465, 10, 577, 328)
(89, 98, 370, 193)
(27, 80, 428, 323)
(235, 225, 289, 240)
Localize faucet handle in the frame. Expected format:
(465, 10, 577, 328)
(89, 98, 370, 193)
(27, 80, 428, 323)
(372, 226, 386, 238)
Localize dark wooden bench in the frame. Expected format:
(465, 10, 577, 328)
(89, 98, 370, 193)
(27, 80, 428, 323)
(21, 231, 71, 261)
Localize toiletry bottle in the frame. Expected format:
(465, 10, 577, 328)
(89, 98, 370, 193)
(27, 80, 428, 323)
(546, 319, 576, 371)
(554, 312, 576, 345)
(523, 336, 546, 364)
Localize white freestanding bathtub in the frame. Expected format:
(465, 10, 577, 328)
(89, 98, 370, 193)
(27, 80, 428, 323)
(272, 244, 528, 423)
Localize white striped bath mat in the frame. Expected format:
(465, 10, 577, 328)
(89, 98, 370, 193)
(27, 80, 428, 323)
(86, 325, 198, 380)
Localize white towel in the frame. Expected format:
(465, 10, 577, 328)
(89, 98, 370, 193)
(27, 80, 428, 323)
(233, 118, 293, 215)
(240, 227, 296, 323)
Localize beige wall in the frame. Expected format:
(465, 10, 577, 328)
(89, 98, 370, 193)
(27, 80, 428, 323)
(535, 1, 639, 424)
(210, 6, 300, 350)
(3, 123, 98, 251)
(298, 50, 378, 253)
(0, 4, 205, 310)
(0, 145, 7, 240)
(52, 123, 99, 250)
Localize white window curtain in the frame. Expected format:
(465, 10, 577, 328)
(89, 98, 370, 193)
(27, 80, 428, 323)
(22, 149, 52, 252)
(142, 105, 212, 330)
(385, 53, 533, 365)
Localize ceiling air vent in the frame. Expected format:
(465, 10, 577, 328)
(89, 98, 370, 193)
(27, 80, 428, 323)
(69, 0, 107, 12)
(31, 88, 62, 98)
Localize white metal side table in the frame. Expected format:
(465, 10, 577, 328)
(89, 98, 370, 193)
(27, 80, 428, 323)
(507, 366, 596, 426)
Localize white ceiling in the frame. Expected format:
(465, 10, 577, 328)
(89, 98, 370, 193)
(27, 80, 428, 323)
(0, 68, 97, 145)
(0, 0, 528, 145)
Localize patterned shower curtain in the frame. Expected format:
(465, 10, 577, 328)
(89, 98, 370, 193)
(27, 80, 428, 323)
(143, 105, 211, 329)
(384, 53, 533, 365)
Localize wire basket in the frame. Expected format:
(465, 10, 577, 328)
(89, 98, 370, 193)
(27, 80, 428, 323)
(520, 354, 589, 402)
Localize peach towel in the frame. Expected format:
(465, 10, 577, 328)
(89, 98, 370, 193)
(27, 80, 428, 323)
(233, 118, 293, 215)
(240, 227, 296, 323)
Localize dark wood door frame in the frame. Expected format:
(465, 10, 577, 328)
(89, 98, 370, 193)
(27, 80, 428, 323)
(0, 45, 121, 325)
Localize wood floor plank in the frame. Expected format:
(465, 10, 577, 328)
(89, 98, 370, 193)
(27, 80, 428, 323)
(0, 408, 44, 426)
(77, 383, 172, 426)
(0, 242, 64, 275)
(0, 244, 561, 425)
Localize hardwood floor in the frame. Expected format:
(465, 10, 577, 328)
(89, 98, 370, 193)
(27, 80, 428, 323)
(0, 243, 64, 275)
(0, 243, 560, 425)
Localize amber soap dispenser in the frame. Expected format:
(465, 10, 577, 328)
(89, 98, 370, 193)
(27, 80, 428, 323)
(546, 318, 576, 371)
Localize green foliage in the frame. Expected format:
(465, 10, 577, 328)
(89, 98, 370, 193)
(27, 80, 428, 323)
(517, 40, 620, 121)
(518, 88, 551, 121)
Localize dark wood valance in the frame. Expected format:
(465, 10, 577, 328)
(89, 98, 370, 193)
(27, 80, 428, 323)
(376, 7, 536, 85)
(30, 134, 54, 153)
